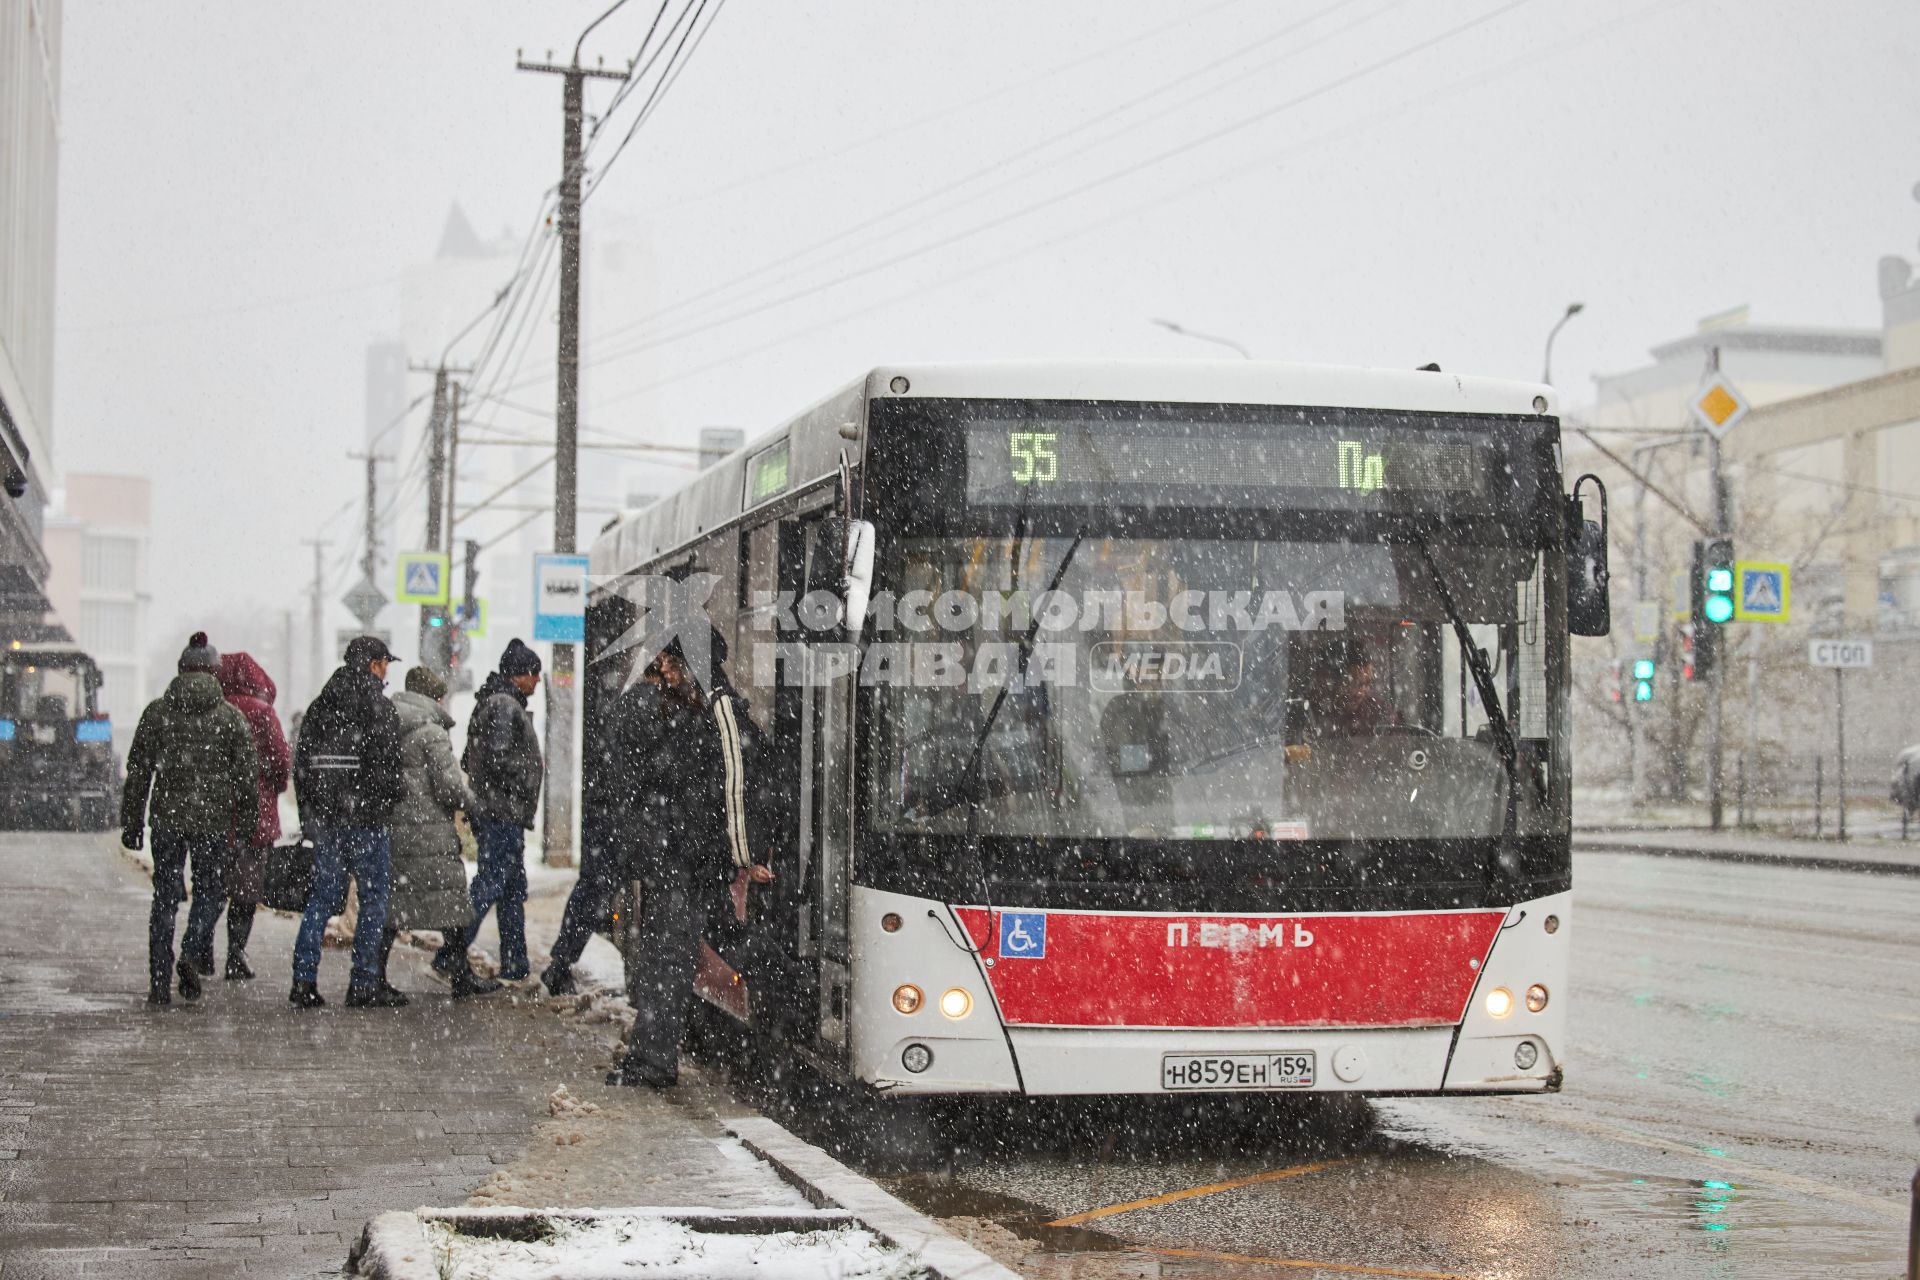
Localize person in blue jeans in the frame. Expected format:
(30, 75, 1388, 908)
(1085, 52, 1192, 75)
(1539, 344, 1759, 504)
(290, 636, 408, 1008)
(437, 639, 543, 980)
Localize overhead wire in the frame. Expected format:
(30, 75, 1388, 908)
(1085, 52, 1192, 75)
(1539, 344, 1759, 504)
(578, 0, 1385, 349)
(584, 0, 726, 203)
(580, 0, 1688, 409)
(624, 0, 1266, 219)
(534, 0, 1537, 392)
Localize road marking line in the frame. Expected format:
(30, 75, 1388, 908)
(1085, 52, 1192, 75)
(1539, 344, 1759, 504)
(1042, 1158, 1351, 1227)
(1146, 1245, 1484, 1279)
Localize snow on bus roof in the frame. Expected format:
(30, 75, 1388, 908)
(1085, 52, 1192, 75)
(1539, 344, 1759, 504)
(857, 359, 1556, 418)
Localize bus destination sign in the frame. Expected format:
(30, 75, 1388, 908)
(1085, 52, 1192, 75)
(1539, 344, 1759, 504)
(964, 420, 1493, 507)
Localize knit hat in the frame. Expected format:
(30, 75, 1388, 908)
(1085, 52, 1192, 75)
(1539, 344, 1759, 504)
(499, 638, 542, 678)
(177, 632, 220, 674)
(404, 666, 447, 700)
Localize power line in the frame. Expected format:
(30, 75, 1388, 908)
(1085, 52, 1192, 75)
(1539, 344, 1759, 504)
(575, 0, 1683, 407)
(584, 0, 725, 203)
(583, 0, 1381, 343)
(623, 0, 1265, 220)
(582, 0, 688, 164)
(537, 0, 1532, 386)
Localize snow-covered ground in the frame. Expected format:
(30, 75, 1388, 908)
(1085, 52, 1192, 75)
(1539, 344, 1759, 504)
(421, 1216, 926, 1280)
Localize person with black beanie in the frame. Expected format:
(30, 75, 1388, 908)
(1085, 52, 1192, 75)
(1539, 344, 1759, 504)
(435, 638, 543, 980)
(120, 633, 258, 1005)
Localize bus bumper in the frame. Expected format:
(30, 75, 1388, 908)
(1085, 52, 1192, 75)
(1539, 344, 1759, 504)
(850, 888, 1566, 1097)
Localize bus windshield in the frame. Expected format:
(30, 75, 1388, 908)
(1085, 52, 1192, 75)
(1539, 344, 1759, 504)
(866, 533, 1564, 843)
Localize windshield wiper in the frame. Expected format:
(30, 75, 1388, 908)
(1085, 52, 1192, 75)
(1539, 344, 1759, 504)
(952, 526, 1086, 831)
(1409, 535, 1520, 864)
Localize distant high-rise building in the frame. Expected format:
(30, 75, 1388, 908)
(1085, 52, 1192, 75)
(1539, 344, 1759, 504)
(43, 475, 151, 754)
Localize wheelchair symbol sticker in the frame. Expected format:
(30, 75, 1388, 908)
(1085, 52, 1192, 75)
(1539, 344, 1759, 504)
(999, 911, 1047, 959)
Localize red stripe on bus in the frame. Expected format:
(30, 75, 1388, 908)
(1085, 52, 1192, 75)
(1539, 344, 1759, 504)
(954, 908, 1504, 1028)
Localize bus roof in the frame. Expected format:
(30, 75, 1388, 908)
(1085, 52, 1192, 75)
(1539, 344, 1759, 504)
(591, 360, 1557, 579)
(853, 359, 1555, 418)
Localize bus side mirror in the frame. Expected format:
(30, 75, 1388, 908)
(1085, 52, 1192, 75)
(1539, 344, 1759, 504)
(1567, 474, 1610, 636)
(813, 517, 877, 637)
(843, 520, 875, 637)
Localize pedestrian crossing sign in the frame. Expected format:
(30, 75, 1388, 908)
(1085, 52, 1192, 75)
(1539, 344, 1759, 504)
(395, 551, 450, 605)
(452, 597, 488, 638)
(1734, 561, 1789, 622)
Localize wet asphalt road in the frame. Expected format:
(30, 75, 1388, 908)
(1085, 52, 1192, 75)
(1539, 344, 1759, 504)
(853, 853, 1920, 1279)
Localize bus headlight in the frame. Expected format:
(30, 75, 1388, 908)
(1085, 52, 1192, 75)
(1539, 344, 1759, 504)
(1485, 987, 1514, 1019)
(1525, 984, 1549, 1013)
(939, 988, 972, 1020)
(891, 985, 923, 1015)
(902, 1043, 933, 1073)
(1514, 1041, 1539, 1070)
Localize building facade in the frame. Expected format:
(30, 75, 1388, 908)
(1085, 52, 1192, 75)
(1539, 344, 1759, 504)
(1570, 250, 1920, 801)
(0, 0, 61, 636)
(42, 475, 152, 752)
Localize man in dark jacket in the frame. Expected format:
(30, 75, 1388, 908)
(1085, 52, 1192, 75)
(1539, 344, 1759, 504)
(609, 632, 773, 1087)
(542, 662, 651, 997)
(290, 635, 407, 1008)
(122, 633, 259, 1005)
(436, 638, 543, 980)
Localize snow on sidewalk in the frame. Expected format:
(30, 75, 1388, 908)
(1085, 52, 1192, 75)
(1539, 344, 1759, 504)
(416, 1213, 926, 1280)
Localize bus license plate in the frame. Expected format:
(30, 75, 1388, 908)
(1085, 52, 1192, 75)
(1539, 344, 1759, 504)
(1161, 1051, 1315, 1091)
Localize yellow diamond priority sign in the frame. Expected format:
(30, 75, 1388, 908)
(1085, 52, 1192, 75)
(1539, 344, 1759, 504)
(1691, 375, 1750, 440)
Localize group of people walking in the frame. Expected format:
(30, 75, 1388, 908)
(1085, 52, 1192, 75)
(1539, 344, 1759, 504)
(123, 631, 547, 1010)
(125, 623, 773, 1091)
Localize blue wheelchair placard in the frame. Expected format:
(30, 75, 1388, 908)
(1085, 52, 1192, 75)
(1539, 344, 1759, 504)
(998, 911, 1047, 959)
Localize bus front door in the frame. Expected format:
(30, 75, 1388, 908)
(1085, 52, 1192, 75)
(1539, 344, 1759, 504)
(788, 516, 855, 1063)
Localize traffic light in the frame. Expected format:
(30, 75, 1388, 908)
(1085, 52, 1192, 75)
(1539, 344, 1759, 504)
(1690, 538, 1733, 679)
(1631, 657, 1655, 702)
(1679, 622, 1697, 681)
(1607, 659, 1623, 703)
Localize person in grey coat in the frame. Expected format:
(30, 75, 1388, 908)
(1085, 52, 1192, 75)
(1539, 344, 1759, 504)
(386, 667, 503, 999)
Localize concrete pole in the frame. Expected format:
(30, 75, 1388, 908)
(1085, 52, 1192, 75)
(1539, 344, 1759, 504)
(518, 52, 624, 869)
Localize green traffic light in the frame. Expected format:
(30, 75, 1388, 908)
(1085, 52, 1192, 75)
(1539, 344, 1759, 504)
(1706, 567, 1733, 593)
(1631, 659, 1655, 680)
(1633, 680, 1653, 702)
(1703, 594, 1734, 624)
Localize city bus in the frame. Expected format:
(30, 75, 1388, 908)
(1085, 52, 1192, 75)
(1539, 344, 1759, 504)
(586, 361, 1607, 1098)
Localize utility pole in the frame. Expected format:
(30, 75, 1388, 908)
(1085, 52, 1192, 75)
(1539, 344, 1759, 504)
(346, 450, 393, 591)
(410, 362, 468, 675)
(519, 50, 625, 869)
(300, 538, 329, 707)
(1706, 348, 1731, 831)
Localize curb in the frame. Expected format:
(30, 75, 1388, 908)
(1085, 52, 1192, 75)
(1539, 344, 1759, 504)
(344, 1116, 1023, 1280)
(1574, 839, 1920, 878)
(345, 1207, 867, 1280)
(727, 1116, 1025, 1280)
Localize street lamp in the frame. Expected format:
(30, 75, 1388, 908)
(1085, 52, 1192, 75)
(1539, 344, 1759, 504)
(1542, 301, 1585, 385)
(1152, 318, 1253, 360)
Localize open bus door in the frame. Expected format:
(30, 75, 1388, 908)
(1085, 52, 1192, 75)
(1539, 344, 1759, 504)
(798, 516, 856, 1062)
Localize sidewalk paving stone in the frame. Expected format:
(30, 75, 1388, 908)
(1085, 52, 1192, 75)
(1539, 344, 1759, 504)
(0, 834, 808, 1278)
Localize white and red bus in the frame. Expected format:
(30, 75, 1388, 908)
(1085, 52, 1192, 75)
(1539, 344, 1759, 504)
(586, 361, 1606, 1098)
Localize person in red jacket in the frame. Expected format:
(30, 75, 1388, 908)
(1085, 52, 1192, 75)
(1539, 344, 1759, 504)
(193, 651, 292, 980)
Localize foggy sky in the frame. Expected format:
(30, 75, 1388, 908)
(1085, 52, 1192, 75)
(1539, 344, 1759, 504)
(50, 0, 1920, 667)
